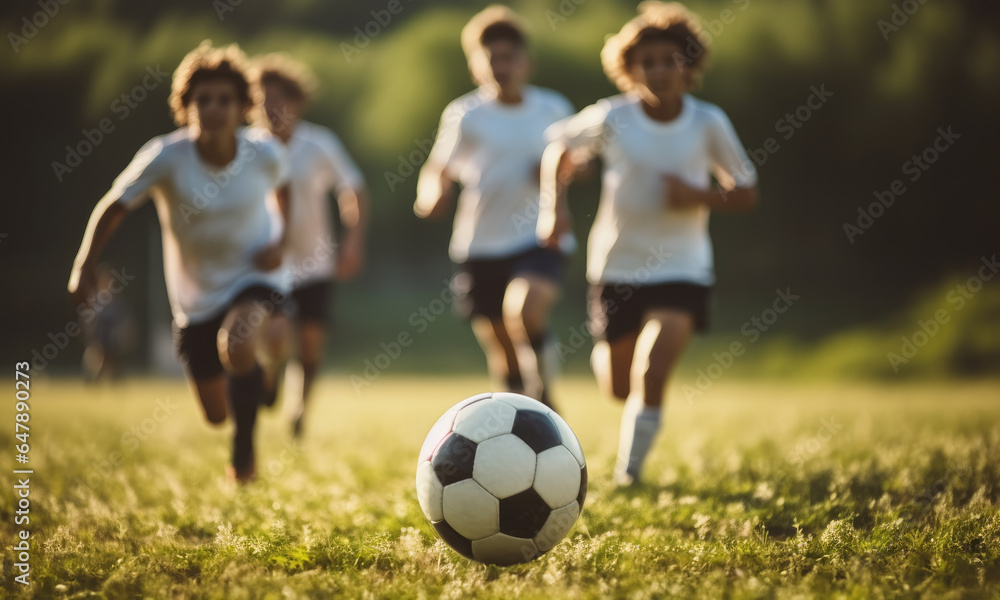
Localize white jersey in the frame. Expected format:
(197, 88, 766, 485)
(545, 94, 758, 286)
(108, 127, 290, 328)
(280, 121, 365, 287)
(424, 85, 576, 262)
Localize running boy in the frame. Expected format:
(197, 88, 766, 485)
(254, 53, 369, 438)
(68, 41, 292, 483)
(415, 5, 575, 408)
(538, 2, 759, 484)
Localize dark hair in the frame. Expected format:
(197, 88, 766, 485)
(260, 72, 307, 101)
(255, 53, 317, 103)
(602, 2, 710, 92)
(480, 21, 527, 48)
(624, 25, 705, 68)
(170, 41, 258, 126)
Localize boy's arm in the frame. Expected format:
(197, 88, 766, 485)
(664, 176, 758, 212)
(675, 108, 758, 212)
(255, 184, 291, 271)
(416, 99, 467, 220)
(414, 165, 455, 220)
(335, 186, 369, 280)
(68, 196, 129, 304)
(536, 141, 575, 248)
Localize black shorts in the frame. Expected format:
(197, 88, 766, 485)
(455, 246, 566, 320)
(173, 285, 292, 381)
(588, 281, 710, 343)
(292, 279, 333, 325)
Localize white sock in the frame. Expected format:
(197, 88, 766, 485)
(615, 398, 662, 480)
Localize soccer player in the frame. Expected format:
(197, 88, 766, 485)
(415, 6, 575, 408)
(68, 41, 292, 483)
(538, 2, 759, 485)
(254, 53, 369, 438)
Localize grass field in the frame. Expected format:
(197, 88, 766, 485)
(2, 375, 999, 599)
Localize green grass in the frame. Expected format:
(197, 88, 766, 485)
(2, 375, 999, 599)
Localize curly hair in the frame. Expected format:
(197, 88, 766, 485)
(168, 40, 260, 127)
(601, 1, 710, 93)
(254, 52, 318, 102)
(460, 5, 529, 85)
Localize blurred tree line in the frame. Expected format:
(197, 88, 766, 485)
(1, 0, 997, 375)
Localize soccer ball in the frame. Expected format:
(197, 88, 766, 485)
(415, 392, 587, 565)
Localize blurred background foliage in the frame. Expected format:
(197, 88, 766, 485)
(2, 0, 997, 379)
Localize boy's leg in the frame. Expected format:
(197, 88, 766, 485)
(286, 281, 329, 434)
(217, 298, 285, 482)
(502, 274, 560, 407)
(173, 317, 229, 425)
(614, 309, 692, 484)
(289, 319, 324, 437)
(461, 259, 524, 392)
(471, 317, 524, 393)
(259, 310, 291, 404)
(190, 376, 229, 425)
(588, 282, 640, 402)
(591, 333, 639, 401)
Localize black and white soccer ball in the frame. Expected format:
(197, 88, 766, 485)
(416, 392, 587, 566)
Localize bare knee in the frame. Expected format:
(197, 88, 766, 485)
(218, 304, 262, 375)
(219, 330, 257, 374)
(504, 277, 557, 340)
(631, 311, 693, 407)
(501, 284, 528, 339)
